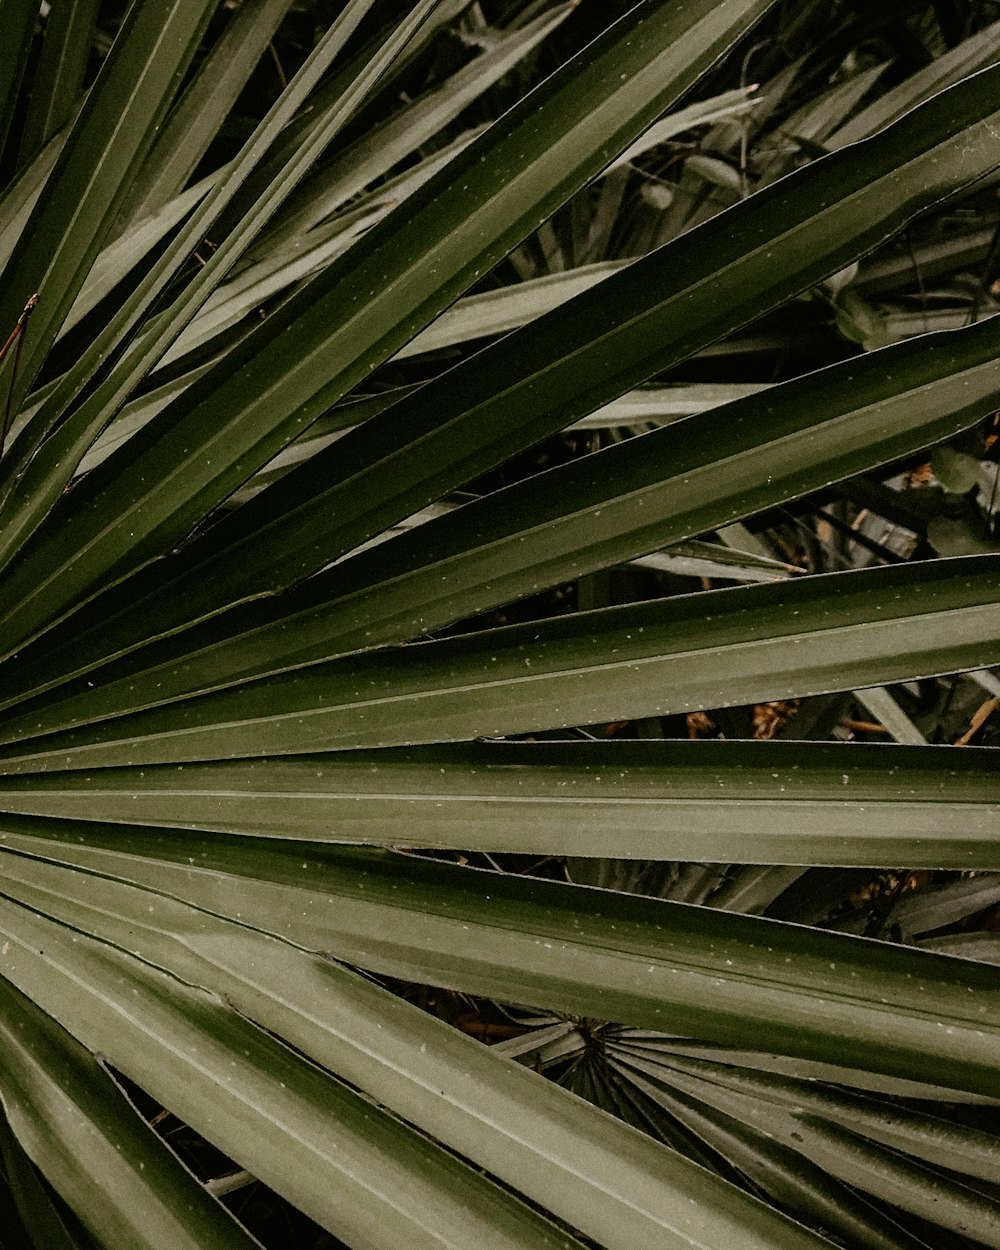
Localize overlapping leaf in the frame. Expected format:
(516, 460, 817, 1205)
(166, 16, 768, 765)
(0, 846, 832, 1250)
(10, 60, 1000, 667)
(1, 4, 1000, 1247)
(0, 0, 775, 653)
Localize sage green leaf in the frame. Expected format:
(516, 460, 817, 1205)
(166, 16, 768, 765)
(603, 1070, 933, 1250)
(0, 557, 994, 773)
(886, 873, 1000, 940)
(0, 896, 593, 1250)
(920, 933, 1000, 964)
(159, 57, 1000, 620)
(607, 85, 762, 171)
(828, 17, 1000, 148)
(249, 3, 579, 254)
(631, 539, 799, 584)
(199, 315, 998, 679)
(159, 198, 400, 367)
(54, 177, 214, 344)
(701, 866, 807, 914)
(0, 847, 832, 1250)
(0, 973, 262, 1250)
(70, 364, 213, 475)
(76, 365, 396, 484)
(0, 740, 996, 869)
(2, 8, 999, 1246)
(857, 226, 996, 297)
(0, 1106, 88, 1250)
(760, 62, 888, 177)
(0, 0, 41, 160)
(612, 1051, 1000, 1182)
(393, 260, 630, 360)
(0, 120, 69, 274)
(572, 382, 773, 423)
(141, 126, 486, 388)
(64, 272, 736, 484)
(619, 1057, 1000, 1247)
(0, 824, 997, 1097)
(785, 1114, 1000, 1247)
(852, 687, 927, 745)
(187, 381, 771, 504)
(615, 1036, 1000, 1105)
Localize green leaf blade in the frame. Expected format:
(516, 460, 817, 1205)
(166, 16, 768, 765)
(0, 0, 219, 404)
(0, 0, 782, 655)
(1, 825, 998, 1098)
(0, 973, 262, 1250)
(0, 558, 994, 772)
(0, 740, 997, 868)
(0, 896, 595, 1250)
(0, 847, 834, 1250)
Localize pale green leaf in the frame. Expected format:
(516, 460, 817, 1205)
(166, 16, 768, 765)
(0, 824, 996, 1097)
(0, 847, 831, 1250)
(0, 974, 261, 1250)
(0, 896, 592, 1250)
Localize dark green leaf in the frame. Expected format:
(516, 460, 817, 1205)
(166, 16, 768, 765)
(0, 0, 799, 652)
(0, 557, 994, 772)
(16, 0, 100, 163)
(0, 0, 218, 406)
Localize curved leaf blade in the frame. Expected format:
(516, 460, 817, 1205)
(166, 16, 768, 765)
(0, 824, 997, 1097)
(0, 847, 832, 1250)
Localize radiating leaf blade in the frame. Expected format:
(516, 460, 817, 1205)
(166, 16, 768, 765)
(0, 557, 994, 772)
(4, 312, 997, 725)
(0, 0, 218, 404)
(0, 740, 996, 868)
(0, 824, 997, 1097)
(8, 61, 1000, 679)
(0, 847, 832, 1250)
(0, 973, 261, 1250)
(0, 0, 798, 653)
(0, 896, 594, 1250)
(115, 0, 296, 225)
